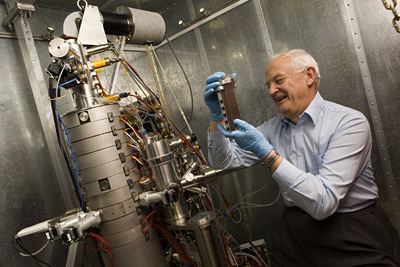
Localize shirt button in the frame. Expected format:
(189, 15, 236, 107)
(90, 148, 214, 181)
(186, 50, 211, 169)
(298, 153, 303, 157)
(297, 129, 301, 132)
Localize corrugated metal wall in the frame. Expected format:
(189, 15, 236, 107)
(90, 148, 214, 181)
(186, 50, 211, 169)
(1, 0, 399, 266)
(0, 3, 70, 267)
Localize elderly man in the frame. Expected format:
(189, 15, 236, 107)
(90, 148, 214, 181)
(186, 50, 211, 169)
(204, 49, 400, 266)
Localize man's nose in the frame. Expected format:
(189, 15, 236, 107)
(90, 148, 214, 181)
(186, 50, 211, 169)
(269, 83, 278, 95)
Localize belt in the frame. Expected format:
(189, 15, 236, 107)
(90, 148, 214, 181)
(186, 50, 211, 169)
(288, 201, 377, 215)
(288, 205, 306, 213)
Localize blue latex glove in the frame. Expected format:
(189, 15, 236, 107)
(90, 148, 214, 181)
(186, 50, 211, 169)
(204, 72, 237, 121)
(218, 119, 273, 160)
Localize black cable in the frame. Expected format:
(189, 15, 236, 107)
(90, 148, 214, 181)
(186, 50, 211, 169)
(12, 238, 52, 267)
(165, 34, 194, 132)
(124, 60, 175, 134)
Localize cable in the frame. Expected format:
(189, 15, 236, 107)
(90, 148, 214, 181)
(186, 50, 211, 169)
(131, 155, 145, 166)
(217, 184, 271, 267)
(235, 252, 264, 267)
(96, 75, 108, 96)
(229, 189, 281, 214)
(12, 238, 52, 267)
(165, 34, 194, 128)
(52, 75, 84, 211)
(58, 78, 77, 88)
(150, 43, 209, 162)
(153, 222, 199, 267)
(232, 178, 273, 209)
(122, 59, 167, 118)
(150, 44, 193, 134)
(86, 234, 113, 267)
(141, 210, 155, 233)
(220, 224, 244, 265)
(120, 117, 143, 143)
(129, 94, 207, 165)
(145, 44, 170, 118)
(18, 240, 49, 257)
(58, 112, 84, 211)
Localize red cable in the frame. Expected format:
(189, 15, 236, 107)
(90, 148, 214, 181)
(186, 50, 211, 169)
(86, 234, 114, 267)
(153, 222, 199, 267)
(142, 210, 155, 233)
(95, 75, 107, 96)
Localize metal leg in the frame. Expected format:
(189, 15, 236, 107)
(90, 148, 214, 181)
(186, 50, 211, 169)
(66, 242, 84, 267)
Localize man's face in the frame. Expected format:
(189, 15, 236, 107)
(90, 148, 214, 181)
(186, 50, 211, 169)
(266, 56, 315, 124)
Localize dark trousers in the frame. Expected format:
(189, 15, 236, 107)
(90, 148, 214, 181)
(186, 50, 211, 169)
(274, 203, 400, 267)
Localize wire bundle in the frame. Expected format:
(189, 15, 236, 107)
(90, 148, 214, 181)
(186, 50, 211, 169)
(216, 184, 271, 267)
(128, 93, 207, 166)
(153, 222, 199, 267)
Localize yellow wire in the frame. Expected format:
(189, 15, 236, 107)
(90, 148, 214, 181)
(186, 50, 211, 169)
(145, 44, 170, 118)
(50, 95, 66, 101)
(122, 59, 128, 77)
(131, 155, 145, 166)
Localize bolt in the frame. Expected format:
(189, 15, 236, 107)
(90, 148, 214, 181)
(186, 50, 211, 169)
(7, 23, 13, 30)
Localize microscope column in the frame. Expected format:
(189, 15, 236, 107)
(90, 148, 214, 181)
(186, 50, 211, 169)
(61, 103, 167, 267)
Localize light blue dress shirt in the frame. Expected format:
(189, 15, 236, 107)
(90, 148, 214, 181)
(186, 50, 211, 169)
(207, 92, 379, 220)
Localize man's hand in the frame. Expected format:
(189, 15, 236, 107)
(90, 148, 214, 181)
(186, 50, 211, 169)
(218, 119, 273, 160)
(204, 72, 236, 121)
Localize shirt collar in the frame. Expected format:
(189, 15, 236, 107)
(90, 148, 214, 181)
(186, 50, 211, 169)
(280, 92, 324, 127)
(303, 92, 323, 126)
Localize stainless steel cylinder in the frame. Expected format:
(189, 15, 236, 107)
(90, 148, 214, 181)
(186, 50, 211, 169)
(70, 83, 97, 110)
(189, 212, 225, 267)
(169, 212, 225, 267)
(113, 6, 166, 45)
(61, 104, 167, 267)
(144, 135, 189, 224)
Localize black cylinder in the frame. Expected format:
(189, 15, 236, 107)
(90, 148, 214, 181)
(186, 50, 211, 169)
(101, 12, 131, 36)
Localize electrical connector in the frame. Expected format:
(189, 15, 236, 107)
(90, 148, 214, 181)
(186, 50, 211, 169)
(119, 92, 129, 98)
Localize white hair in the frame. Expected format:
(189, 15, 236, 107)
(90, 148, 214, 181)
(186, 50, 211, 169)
(274, 49, 321, 87)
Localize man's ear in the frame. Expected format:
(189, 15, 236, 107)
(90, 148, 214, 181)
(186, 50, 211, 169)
(306, 66, 317, 87)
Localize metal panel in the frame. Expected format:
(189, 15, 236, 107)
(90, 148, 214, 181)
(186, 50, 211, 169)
(352, 0, 400, 222)
(0, 4, 70, 267)
(109, 227, 166, 267)
(101, 212, 141, 235)
(343, 0, 400, 231)
(76, 145, 132, 169)
(79, 160, 135, 182)
(100, 199, 138, 222)
(66, 120, 123, 142)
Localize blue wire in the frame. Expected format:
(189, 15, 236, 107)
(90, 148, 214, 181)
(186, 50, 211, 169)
(52, 82, 84, 210)
(58, 113, 84, 210)
(58, 78, 77, 88)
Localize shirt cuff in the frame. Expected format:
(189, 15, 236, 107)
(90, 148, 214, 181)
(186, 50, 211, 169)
(208, 130, 226, 140)
(272, 158, 303, 191)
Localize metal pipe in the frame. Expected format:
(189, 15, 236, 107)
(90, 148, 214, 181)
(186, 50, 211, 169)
(180, 166, 244, 189)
